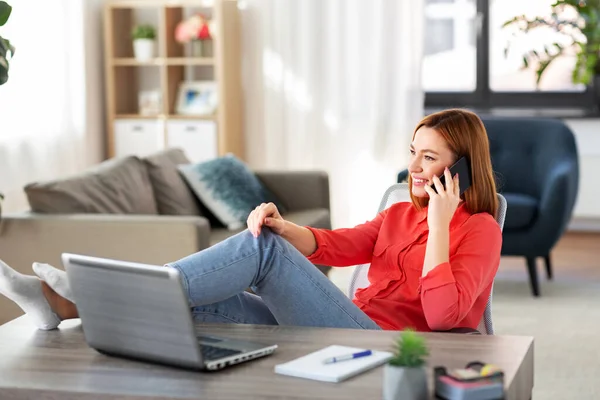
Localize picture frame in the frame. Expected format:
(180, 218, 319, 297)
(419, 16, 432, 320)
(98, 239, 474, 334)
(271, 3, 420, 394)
(138, 90, 162, 116)
(175, 81, 218, 116)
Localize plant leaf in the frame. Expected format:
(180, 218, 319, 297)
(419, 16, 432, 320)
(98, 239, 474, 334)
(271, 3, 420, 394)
(0, 55, 8, 85)
(536, 53, 561, 88)
(0, 1, 11, 27)
(0, 33, 10, 85)
(388, 329, 429, 368)
(502, 15, 526, 28)
(0, 36, 13, 58)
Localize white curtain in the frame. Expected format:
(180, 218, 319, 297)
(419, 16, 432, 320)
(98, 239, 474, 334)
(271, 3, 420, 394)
(0, 0, 104, 213)
(240, 0, 424, 228)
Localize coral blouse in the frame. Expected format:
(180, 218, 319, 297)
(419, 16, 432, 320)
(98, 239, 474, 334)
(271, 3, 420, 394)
(306, 202, 502, 331)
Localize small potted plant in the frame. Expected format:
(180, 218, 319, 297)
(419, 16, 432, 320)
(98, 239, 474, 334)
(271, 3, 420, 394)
(131, 24, 156, 62)
(383, 329, 429, 400)
(175, 14, 214, 57)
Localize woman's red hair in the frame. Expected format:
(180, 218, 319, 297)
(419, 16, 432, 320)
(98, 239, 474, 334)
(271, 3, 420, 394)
(409, 109, 498, 217)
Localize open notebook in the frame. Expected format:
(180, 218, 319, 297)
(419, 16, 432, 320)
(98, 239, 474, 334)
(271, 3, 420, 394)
(274, 345, 393, 383)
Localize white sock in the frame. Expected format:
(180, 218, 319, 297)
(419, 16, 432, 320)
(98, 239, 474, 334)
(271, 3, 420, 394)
(32, 262, 75, 303)
(0, 259, 60, 330)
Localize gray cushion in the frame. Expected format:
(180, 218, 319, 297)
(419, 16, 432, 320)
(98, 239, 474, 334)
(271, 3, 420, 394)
(143, 148, 202, 216)
(502, 192, 538, 230)
(209, 208, 330, 246)
(179, 154, 287, 230)
(25, 156, 158, 214)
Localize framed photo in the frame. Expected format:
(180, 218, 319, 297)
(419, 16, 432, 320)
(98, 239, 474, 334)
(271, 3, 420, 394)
(138, 90, 162, 116)
(175, 81, 218, 116)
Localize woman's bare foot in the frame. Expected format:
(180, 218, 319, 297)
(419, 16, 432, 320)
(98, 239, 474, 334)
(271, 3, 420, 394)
(40, 281, 78, 320)
(33, 263, 75, 303)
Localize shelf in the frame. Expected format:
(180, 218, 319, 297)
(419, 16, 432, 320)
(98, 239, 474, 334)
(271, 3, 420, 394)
(114, 114, 217, 121)
(166, 57, 215, 66)
(115, 114, 167, 120)
(105, 0, 243, 160)
(112, 58, 215, 66)
(168, 114, 217, 121)
(108, 0, 215, 8)
(113, 58, 164, 66)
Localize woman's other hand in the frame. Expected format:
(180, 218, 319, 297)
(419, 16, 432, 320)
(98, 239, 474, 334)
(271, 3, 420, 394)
(423, 167, 461, 231)
(247, 202, 285, 237)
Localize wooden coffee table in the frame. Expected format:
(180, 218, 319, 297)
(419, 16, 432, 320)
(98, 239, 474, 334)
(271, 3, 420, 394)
(0, 317, 533, 399)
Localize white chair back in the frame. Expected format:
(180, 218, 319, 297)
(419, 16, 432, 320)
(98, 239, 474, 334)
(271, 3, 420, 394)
(347, 183, 507, 335)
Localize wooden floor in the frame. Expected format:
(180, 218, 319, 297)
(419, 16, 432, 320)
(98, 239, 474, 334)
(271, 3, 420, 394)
(499, 232, 600, 279)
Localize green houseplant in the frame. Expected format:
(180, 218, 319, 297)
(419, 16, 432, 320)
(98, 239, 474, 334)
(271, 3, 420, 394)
(0, 1, 14, 86)
(502, 0, 600, 88)
(0, 1, 11, 220)
(383, 329, 429, 400)
(131, 24, 156, 62)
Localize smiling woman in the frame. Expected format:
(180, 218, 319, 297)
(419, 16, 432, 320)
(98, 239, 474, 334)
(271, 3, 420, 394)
(408, 109, 498, 218)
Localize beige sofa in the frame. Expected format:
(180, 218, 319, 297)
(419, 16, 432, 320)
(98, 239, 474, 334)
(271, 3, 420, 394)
(0, 149, 331, 324)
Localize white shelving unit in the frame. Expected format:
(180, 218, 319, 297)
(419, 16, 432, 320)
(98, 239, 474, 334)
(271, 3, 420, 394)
(104, 0, 244, 162)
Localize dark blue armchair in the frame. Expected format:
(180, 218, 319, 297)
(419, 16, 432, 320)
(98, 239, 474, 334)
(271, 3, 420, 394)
(398, 117, 579, 296)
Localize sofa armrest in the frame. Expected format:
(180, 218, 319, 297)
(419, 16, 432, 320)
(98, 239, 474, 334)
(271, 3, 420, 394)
(0, 213, 210, 270)
(255, 171, 330, 212)
(0, 213, 211, 324)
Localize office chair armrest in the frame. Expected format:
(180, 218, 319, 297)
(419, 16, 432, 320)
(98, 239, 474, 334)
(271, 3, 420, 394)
(435, 327, 482, 335)
(397, 169, 409, 183)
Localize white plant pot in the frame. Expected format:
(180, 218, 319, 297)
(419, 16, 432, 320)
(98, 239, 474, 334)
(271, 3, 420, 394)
(133, 39, 155, 62)
(383, 365, 428, 400)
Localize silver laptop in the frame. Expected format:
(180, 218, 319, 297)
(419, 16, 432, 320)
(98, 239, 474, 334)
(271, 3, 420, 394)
(62, 253, 278, 371)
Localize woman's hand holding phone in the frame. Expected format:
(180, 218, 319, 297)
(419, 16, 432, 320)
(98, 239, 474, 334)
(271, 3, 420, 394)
(423, 167, 461, 231)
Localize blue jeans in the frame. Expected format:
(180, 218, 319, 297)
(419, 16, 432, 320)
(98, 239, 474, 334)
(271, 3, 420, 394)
(167, 228, 381, 330)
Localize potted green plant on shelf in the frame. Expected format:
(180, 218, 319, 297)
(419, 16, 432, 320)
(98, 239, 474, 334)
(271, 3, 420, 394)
(502, 0, 600, 94)
(383, 329, 429, 400)
(0, 0, 14, 86)
(131, 24, 156, 62)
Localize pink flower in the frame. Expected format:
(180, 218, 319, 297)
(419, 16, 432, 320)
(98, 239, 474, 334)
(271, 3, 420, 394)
(175, 14, 212, 43)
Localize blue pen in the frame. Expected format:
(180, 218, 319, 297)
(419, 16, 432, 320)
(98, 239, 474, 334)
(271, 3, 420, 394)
(322, 350, 373, 364)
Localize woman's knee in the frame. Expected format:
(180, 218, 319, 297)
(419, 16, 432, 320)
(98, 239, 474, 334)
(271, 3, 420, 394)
(254, 227, 287, 249)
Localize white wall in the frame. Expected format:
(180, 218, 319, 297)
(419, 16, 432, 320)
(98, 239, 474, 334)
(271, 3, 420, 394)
(564, 119, 600, 231)
(0, 0, 105, 213)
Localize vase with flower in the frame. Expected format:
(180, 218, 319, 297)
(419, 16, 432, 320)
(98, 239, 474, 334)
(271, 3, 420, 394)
(175, 14, 214, 57)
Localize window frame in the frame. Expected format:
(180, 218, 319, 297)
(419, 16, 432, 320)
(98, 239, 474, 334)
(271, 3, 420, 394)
(424, 0, 594, 109)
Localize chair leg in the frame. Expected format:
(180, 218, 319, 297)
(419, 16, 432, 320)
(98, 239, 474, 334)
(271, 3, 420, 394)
(526, 257, 540, 297)
(544, 254, 553, 280)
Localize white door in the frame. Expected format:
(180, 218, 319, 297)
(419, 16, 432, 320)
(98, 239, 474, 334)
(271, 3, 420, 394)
(166, 120, 218, 163)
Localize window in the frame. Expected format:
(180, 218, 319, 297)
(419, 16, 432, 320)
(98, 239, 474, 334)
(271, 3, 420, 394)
(423, 0, 477, 92)
(424, 0, 592, 109)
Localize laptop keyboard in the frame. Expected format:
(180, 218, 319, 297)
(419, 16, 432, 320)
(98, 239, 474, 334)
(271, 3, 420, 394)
(200, 344, 243, 361)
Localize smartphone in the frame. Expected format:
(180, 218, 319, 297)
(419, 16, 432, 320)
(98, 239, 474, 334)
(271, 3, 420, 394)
(431, 156, 472, 195)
